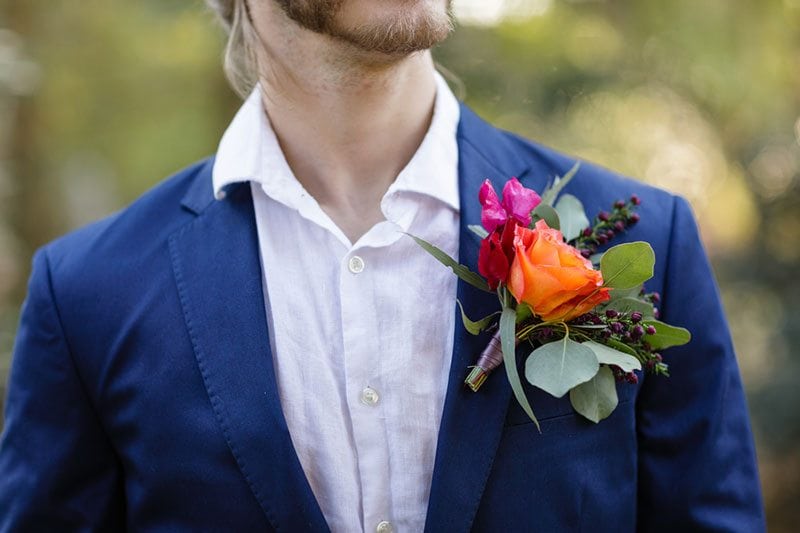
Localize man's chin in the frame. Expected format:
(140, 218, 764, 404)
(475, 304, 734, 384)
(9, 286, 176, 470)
(331, 21, 452, 57)
(331, 14, 453, 57)
(327, 0, 453, 57)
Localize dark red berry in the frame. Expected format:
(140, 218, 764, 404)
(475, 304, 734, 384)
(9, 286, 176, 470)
(630, 312, 643, 323)
(582, 228, 593, 237)
(651, 292, 661, 303)
(631, 194, 641, 206)
(614, 221, 625, 232)
(581, 249, 592, 258)
(605, 309, 618, 318)
(597, 234, 609, 245)
(611, 322, 623, 334)
(628, 213, 640, 224)
(632, 325, 645, 339)
(646, 325, 657, 335)
(598, 211, 610, 222)
(614, 200, 626, 209)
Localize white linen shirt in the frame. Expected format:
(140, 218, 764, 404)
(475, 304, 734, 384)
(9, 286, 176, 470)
(212, 71, 461, 533)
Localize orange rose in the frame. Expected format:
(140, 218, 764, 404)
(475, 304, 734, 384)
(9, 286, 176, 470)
(508, 220, 610, 322)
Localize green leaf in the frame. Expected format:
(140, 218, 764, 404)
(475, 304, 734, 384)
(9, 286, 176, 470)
(406, 233, 491, 293)
(525, 336, 599, 398)
(555, 194, 590, 242)
(569, 366, 619, 423)
(643, 320, 692, 349)
(606, 297, 655, 319)
(531, 203, 560, 230)
(516, 303, 533, 324)
(608, 286, 642, 301)
(541, 162, 581, 206)
(605, 338, 639, 357)
(456, 299, 499, 335)
(600, 242, 655, 290)
(500, 306, 540, 430)
(582, 341, 642, 372)
(468, 224, 489, 240)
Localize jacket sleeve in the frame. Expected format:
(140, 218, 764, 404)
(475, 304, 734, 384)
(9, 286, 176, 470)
(0, 248, 124, 532)
(635, 196, 765, 531)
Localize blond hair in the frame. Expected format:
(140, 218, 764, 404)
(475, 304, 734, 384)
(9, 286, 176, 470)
(206, 0, 258, 98)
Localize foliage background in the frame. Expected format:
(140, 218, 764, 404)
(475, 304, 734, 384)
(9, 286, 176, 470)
(1, 0, 798, 527)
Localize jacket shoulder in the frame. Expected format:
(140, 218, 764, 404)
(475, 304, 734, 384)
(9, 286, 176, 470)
(508, 129, 673, 206)
(43, 158, 212, 269)
(472, 117, 683, 290)
(458, 104, 677, 212)
(36, 157, 214, 316)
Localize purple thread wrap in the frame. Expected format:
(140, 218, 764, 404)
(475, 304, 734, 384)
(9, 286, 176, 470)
(465, 329, 523, 392)
(475, 330, 504, 372)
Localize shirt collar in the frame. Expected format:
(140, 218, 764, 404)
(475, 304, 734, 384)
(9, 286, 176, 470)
(212, 70, 461, 212)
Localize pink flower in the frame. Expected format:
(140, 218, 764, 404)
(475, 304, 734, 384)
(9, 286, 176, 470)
(479, 177, 541, 232)
(478, 220, 517, 290)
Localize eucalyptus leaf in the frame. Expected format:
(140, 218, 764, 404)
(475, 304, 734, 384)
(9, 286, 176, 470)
(600, 242, 655, 289)
(525, 336, 599, 398)
(605, 338, 639, 357)
(531, 203, 560, 230)
(555, 194, 591, 242)
(456, 300, 499, 335)
(569, 366, 619, 423)
(501, 306, 539, 430)
(606, 297, 656, 319)
(541, 162, 581, 206)
(608, 286, 643, 301)
(468, 224, 489, 240)
(406, 233, 492, 293)
(643, 320, 692, 349)
(582, 341, 642, 372)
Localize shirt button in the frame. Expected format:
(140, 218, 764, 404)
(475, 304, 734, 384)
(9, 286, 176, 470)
(376, 521, 393, 533)
(360, 386, 380, 406)
(348, 255, 365, 274)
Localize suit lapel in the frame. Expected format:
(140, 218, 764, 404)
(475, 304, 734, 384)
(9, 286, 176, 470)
(169, 179, 329, 532)
(424, 105, 548, 532)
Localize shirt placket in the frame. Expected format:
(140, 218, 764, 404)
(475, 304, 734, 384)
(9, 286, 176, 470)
(340, 246, 394, 533)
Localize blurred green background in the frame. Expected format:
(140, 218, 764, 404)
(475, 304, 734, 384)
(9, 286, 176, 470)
(1, 0, 798, 527)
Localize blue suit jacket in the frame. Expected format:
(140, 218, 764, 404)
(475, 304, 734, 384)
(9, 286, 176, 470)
(0, 104, 764, 532)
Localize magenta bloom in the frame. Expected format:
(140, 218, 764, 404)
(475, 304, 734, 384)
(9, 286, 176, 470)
(479, 177, 541, 232)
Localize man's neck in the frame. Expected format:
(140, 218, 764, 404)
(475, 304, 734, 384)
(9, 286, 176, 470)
(250, 2, 438, 243)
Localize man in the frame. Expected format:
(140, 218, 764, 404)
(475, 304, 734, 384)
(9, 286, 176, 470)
(0, 0, 764, 531)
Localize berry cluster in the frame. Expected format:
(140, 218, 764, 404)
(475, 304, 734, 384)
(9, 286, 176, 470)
(573, 195, 642, 257)
(568, 303, 670, 384)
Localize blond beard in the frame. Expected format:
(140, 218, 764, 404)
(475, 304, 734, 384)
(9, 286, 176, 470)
(273, 0, 454, 56)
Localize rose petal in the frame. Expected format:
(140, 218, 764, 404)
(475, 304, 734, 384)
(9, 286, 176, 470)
(479, 179, 508, 232)
(501, 177, 541, 227)
(478, 229, 510, 290)
(508, 219, 609, 323)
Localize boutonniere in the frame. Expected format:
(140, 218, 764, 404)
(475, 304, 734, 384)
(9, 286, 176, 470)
(408, 164, 690, 430)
